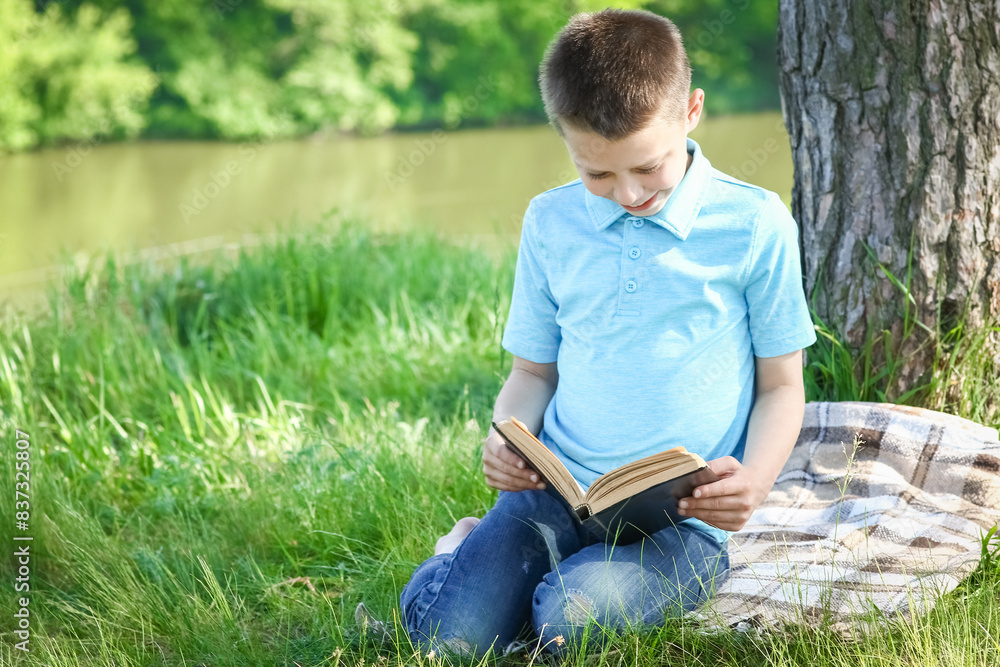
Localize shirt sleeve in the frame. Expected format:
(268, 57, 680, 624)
(501, 202, 561, 363)
(743, 193, 818, 358)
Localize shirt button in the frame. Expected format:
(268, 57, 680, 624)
(628, 246, 641, 260)
(632, 219, 645, 229)
(625, 280, 638, 293)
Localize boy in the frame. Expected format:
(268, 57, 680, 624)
(400, 8, 816, 657)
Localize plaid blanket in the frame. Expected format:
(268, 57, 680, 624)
(689, 401, 1000, 634)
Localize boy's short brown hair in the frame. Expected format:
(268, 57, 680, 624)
(539, 9, 692, 140)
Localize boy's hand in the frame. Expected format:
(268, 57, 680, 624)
(482, 427, 547, 492)
(676, 456, 772, 532)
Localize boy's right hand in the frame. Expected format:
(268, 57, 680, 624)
(482, 427, 547, 492)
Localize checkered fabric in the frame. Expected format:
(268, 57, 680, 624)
(689, 401, 1000, 634)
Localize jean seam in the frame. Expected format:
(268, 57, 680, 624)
(406, 552, 458, 638)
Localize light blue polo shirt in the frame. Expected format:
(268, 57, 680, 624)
(501, 137, 817, 545)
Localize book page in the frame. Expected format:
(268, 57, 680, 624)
(493, 418, 585, 507)
(585, 448, 709, 514)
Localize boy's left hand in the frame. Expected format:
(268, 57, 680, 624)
(676, 456, 772, 532)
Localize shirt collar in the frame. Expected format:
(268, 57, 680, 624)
(584, 137, 710, 240)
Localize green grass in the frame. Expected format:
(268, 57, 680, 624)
(0, 215, 998, 665)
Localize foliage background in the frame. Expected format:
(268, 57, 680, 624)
(0, 0, 779, 152)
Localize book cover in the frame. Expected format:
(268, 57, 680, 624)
(577, 466, 721, 544)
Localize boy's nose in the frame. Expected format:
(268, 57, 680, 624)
(616, 182, 644, 207)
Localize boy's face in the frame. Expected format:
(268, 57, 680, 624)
(562, 89, 705, 217)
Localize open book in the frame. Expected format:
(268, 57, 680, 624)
(492, 417, 721, 544)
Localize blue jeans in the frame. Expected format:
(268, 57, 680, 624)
(400, 488, 730, 658)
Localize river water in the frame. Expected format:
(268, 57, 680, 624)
(0, 111, 792, 309)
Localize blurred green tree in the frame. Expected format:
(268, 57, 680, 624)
(61, 0, 417, 138)
(0, 0, 157, 152)
(398, 0, 569, 128)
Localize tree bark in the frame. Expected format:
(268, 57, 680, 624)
(777, 0, 1000, 404)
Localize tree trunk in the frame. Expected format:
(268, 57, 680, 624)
(777, 0, 1000, 404)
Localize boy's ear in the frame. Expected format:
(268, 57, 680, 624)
(685, 89, 705, 134)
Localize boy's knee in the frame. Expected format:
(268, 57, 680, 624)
(530, 557, 708, 642)
(534, 582, 595, 628)
(532, 580, 608, 654)
(531, 562, 646, 631)
(495, 487, 566, 521)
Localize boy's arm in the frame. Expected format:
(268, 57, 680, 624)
(677, 349, 806, 531)
(482, 355, 558, 492)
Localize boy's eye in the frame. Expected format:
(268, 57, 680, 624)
(586, 165, 659, 179)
